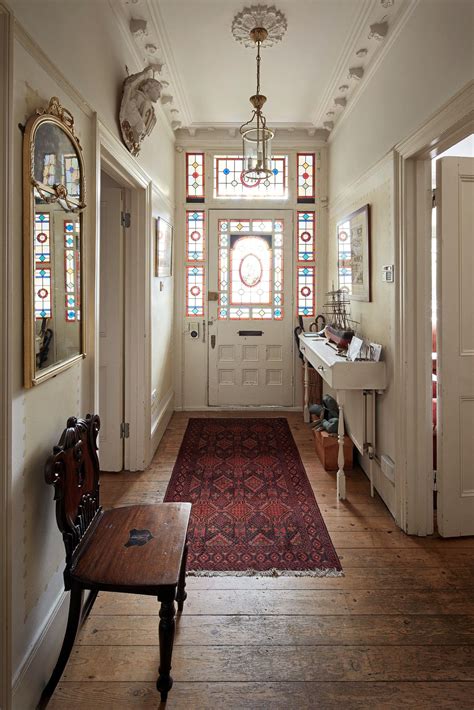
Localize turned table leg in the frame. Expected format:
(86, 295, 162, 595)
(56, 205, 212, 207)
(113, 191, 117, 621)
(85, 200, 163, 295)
(336, 391, 346, 501)
(176, 543, 188, 613)
(156, 592, 176, 701)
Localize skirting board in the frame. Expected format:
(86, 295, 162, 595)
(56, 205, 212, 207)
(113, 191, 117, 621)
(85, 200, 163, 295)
(150, 388, 174, 463)
(12, 590, 68, 710)
(357, 449, 396, 518)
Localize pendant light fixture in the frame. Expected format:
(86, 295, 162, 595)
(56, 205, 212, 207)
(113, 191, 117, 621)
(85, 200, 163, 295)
(239, 26, 274, 183)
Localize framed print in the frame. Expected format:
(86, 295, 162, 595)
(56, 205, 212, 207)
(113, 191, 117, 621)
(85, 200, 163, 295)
(155, 216, 173, 277)
(337, 204, 371, 302)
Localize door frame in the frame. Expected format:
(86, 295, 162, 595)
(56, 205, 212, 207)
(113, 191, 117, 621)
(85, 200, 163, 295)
(0, 5, 12, 708)
(207, 208, 295, 409)
(95, 120, 153, 470)
(394, 81, 473, 535)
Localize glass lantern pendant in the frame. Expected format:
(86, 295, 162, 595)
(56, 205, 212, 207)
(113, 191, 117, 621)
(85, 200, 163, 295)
(239, 27, 274, 183)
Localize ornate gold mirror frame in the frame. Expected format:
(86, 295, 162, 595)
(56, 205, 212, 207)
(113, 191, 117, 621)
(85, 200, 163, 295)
(23, 97, 87, 387)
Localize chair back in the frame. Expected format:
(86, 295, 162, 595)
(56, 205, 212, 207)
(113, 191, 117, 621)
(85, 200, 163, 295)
(45, 414, 102, 586)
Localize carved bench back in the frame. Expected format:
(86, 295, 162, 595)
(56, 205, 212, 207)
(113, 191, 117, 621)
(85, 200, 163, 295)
(45, 414, 102, 585)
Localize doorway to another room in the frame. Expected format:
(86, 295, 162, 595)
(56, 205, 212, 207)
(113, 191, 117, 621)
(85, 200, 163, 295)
(99, 171, 127, 471)
(431, 135, 474, 537)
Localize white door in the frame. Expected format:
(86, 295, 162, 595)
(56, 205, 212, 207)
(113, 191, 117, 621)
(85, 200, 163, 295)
(208, 210, 294, 407)
(437, 156, 474, 536)
(99, 185, 125, 471)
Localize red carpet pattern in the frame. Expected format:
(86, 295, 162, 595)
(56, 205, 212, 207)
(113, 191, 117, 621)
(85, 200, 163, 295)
(164, 418, 342, 575)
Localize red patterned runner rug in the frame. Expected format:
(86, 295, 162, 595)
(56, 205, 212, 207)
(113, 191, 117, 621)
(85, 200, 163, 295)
(164, 418, 342, 576)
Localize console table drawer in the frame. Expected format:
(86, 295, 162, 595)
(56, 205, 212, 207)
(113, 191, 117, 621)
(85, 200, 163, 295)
(300, 343, 333, 388)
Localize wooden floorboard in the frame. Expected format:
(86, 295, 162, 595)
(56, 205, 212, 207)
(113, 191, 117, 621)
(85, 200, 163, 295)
(50, 411, 474, 709)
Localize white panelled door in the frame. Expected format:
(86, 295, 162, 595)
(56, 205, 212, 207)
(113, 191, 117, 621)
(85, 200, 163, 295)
(99, 186, 125, 471)
(208, 210, 294, 407)
(437, 156, 474, 537)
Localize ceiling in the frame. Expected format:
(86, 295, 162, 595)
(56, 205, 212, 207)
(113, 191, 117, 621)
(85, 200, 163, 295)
(115, 0, 412, 137)
(155, 0, 362, 125)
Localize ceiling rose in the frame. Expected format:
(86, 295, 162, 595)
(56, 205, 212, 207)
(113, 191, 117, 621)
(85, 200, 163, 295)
(232, 5, 287, 48)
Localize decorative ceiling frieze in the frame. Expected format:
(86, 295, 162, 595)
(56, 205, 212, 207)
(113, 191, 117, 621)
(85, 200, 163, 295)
(109, 0, 192, 135)
(312, 0, 419, 139)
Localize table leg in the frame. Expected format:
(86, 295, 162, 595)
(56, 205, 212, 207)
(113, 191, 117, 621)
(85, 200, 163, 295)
(303, 357, 310, 423)
(336, 391, 346, 500)
(156, 592, 176, 701)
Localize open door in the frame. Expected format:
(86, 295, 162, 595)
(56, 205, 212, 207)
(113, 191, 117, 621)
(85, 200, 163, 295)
(99, 181, 125, 471)
(437, 156, 474, 536)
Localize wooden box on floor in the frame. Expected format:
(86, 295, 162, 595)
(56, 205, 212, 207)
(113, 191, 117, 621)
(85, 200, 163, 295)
(313, 429, 353, 471)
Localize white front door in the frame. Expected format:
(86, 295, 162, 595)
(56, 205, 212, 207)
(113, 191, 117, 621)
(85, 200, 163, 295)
(437, 156, 474, 537)
(99, 184, 125, 471)
(208, 210, 294, 407)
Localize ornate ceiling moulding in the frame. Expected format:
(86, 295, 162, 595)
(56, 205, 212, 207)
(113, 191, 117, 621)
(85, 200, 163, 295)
(312, 0, 410, 138)
(232, 5, 288, 48)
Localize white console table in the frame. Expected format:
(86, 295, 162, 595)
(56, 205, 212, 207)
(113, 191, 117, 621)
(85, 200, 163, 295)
(299, 333, 387, 501)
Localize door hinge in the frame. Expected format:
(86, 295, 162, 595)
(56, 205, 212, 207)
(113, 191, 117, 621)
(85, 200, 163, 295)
(121, 211, 131, 228)
(432, 189, 437, 209)
(120, 422, 130, 439)
(433, 469, 437, 492)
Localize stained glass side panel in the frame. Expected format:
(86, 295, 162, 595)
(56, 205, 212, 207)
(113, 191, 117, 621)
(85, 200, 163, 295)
(337, 219, 352, 294)
(64, 220, 80, 322)
(297, 153, 315, 203)
(64, 155, 80, 197)
(42, 154, 56, 186)
(186, 266, 204, 316)
(186, 152, 205, 202)
(215, 156, 287, 198)
(34, 212, 52, 319)
(297, 211, 315, 262)
(297, 266, 315, 317)
(186, 210, 205, 261)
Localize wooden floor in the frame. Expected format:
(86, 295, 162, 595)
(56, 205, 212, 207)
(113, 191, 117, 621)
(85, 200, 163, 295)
(50, 412, 474, 709)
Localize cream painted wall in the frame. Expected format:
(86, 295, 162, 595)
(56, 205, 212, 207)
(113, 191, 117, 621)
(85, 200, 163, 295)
(327, 0, 473, 517)
(11, 39, 96, 705)
(327, 155, 396, 514)
(330, 0, 474, 197)
(8, 5, 175, 707)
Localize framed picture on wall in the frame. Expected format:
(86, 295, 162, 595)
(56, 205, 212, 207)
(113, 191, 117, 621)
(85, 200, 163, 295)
(155, 216, 173, 277)
(337, 204, 371, 302)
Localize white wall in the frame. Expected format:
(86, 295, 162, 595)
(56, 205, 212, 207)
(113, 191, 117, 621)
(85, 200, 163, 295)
(330, 0, 474, 197)
(328, 0, 473, 516)
(7, 2, 175, 707)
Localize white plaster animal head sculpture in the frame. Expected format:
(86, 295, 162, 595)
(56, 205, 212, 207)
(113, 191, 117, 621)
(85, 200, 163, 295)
(119, 65, 163, 156)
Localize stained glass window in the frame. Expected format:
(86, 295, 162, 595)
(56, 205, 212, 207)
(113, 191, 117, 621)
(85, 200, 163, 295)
(186, 211, 205, 261)
(64, 155, 80, 197)
(42, 154, 56, 186)
(186, 266, 205, 316)
(218, 218, 283, 320)
(297, 153, 315, 203)
(297, 211, 315, 262)
(186, 152, 205, 202)
(337, 219, 352, 294)
(34, 212, 52, 319)
(297, 266, 315, 317)
(64, 220, 80, 321)
(215, 156, 287, 198)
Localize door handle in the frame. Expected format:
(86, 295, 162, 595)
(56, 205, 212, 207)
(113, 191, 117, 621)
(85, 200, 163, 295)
(238, 330, 263, 336)
(211, 334, 216, 349)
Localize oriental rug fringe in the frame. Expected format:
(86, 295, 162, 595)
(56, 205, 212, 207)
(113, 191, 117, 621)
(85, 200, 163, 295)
(164, 418, 342, 576)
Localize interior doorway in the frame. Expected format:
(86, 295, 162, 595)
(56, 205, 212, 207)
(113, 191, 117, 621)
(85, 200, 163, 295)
(99, 170, 127, 471)
(207, 210, 294, 407)
(431, 135, 474, 536)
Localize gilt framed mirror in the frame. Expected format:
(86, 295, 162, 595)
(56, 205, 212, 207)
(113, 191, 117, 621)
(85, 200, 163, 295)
(23, 97, 86, 387)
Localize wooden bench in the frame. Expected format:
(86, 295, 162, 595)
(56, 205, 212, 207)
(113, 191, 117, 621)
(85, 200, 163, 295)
(38, 414, 191, 708)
